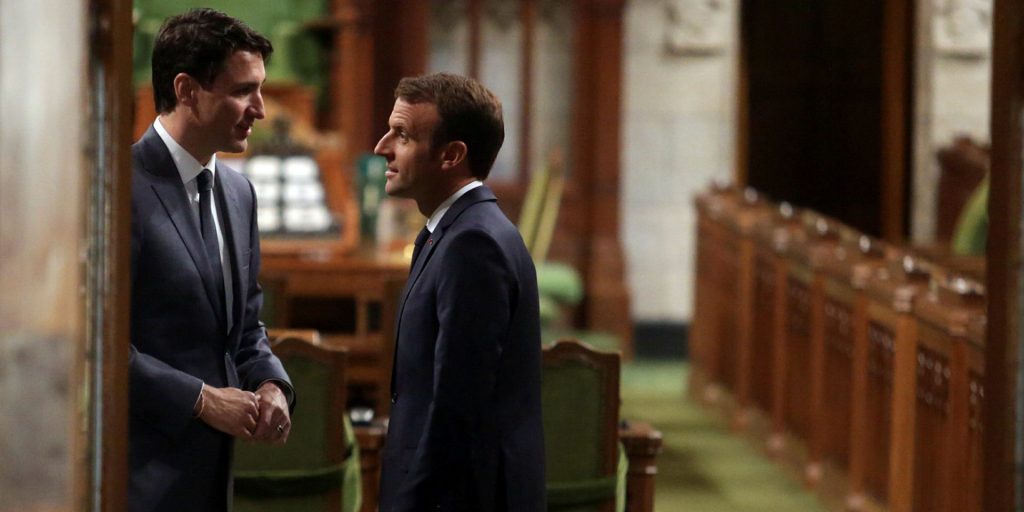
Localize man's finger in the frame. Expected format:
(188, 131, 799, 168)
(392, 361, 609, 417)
(273, 423, 290, 445)
(253, 417, 274, 440)
(249, 403, 286, 443)
(245, 413, 259, 434)
(239, 423, 254, 440)
(250, 425, 268, 441)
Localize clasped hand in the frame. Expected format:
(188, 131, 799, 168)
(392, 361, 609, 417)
(198, 382, 291, 444)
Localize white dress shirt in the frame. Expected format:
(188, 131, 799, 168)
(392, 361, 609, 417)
(426, 180, 483, 233)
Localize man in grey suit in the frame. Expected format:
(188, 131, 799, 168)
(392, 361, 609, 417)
(129, 9, 294, 511)
(375, 73, 546, 512)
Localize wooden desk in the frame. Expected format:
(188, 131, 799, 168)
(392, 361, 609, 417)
(261, 247, 408, 417)
(354, 422, 387, 512)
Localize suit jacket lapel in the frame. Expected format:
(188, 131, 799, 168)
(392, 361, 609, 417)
(396, 226, 440, 326)
(391, 185, 499, 395)
(395, 185, 499, 332)
(139, 127, 225, 327)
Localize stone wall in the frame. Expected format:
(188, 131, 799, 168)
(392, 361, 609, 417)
(911, 0, 992, 242)
(621, 0, 738, 322)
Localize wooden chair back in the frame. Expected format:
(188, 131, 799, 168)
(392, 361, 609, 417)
(542, 339, 621, 512)
(234, 329, 350, 512)
(935, 136, 989, 243)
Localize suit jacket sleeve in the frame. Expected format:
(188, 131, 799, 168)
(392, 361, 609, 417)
(232, 179, 294, 408)
(128, 196, 205, 440)
(396, 229, 517, 508)
(128, 177, 293, 442)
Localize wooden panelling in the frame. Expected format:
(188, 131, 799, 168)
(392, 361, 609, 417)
(689, 183, 989, 511)
(751, 249, 777, 413)
(821, 294, 855, 469)
(783, 274, 814, 442)
(816, 234, 893, 488)
(913, 275, 985, 512)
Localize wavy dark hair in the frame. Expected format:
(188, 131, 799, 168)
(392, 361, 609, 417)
(151, 8, 272, 114)
(395, 73, 504, 180)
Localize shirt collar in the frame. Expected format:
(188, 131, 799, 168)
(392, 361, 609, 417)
(153, 117, 217, 186)
(426, 180, 482, 232)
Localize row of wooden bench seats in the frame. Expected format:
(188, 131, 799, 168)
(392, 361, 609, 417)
(689, 183, 985, 512)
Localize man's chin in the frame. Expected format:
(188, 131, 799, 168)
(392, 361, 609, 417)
(384, 183, 407, 198)
(220, 140, 248, 154)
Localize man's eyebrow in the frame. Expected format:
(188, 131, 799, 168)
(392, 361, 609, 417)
(233, 80, 261, 90)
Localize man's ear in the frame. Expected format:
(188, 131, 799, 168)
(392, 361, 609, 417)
(439, 140, 468, 171)
(173, 73, 198, 108)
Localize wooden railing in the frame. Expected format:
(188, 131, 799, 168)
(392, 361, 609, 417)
(690, 183, 986, 512)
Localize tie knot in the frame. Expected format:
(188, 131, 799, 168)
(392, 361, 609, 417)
(414, 227, 430, 248)
(197, 169, 213, 193)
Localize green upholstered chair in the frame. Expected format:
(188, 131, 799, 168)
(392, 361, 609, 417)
(542, 339, 622, 512)
(233, 330, 361, 512)
(519, 157, 622, 354)
(542, 329, 622, 355)
(536, 262, 585, 326)
(951, 173, 988, 256)
(518, 153, 586, 327)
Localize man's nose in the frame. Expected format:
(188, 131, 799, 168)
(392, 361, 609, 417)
(373, 136, 389, 157)
(250, 91, 265, 119)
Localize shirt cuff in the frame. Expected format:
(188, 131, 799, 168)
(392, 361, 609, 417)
(192, 383, 205, 418)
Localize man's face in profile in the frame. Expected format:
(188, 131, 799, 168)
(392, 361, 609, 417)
(192, 50, 266, 154)
(374, 98, 447, 210)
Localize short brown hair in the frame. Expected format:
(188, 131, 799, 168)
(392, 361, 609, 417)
(395, 73, 504, 180)
(152, 8, 273, 114)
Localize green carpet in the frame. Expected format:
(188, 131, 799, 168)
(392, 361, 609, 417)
(621, 361, 827, 512)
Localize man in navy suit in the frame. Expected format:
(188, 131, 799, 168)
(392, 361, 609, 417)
(129, 9, 294, 511)
(375, 73, 546, 512)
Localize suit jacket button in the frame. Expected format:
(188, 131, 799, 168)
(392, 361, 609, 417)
(391, 392, 397, 404)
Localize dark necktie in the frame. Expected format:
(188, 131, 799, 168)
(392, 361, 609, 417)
(197, 169, 226, 321)
(410, 226, 430, 273)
